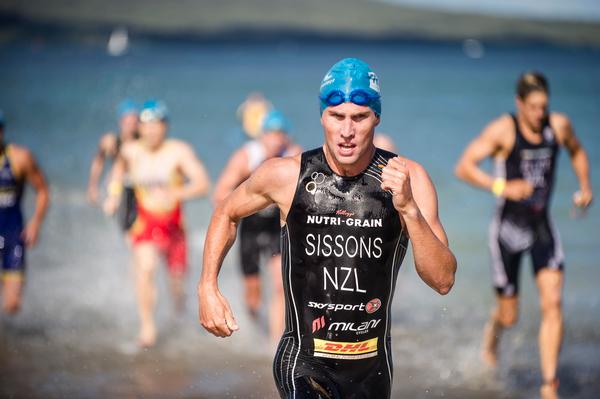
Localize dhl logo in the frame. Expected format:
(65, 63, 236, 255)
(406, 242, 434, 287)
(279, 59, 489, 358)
(313, 338, 378, 360)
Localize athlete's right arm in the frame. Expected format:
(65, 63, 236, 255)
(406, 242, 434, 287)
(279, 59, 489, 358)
(454, 116, 533, 201)
(211, 148, 251, 207)
(102, 144, 130, 216)
(198, 156, 299, 337)
(87, 133, 116, 204)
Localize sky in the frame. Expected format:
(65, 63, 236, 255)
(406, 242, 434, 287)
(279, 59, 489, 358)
(378, 0, 600, 21)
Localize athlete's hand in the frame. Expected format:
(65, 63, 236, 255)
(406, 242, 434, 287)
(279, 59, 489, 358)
(198, 285, 239, 337)
(103, 195, 120, 216)
(502, 179, 534, 201)
(87, 185, 99, 204)
(573, 188, 593, 208)
(22, 220, 41, 247)
(381, 157, 419, 215)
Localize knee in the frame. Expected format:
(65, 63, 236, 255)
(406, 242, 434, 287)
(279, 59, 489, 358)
(540, 294, 562, 318)
(498, 311, 518, 328)
(495, 305, 518, 328)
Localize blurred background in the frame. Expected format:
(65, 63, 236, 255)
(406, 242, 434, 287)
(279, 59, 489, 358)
(0, 1, 598, 398)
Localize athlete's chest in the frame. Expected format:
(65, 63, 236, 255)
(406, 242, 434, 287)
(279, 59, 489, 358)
(129, 149, 181, 187)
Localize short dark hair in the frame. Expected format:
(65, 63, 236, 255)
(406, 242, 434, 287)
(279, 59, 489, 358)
(516, 71, 549, 99)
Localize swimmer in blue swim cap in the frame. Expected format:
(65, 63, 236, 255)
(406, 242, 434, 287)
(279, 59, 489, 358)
(199, 56, 456, 399)
(87, 98, 139, 205)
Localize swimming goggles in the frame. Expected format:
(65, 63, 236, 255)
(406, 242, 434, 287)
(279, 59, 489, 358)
(319, 89, 380, 107)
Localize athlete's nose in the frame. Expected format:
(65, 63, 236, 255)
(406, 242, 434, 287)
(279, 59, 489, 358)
(340, 118, 355, 139)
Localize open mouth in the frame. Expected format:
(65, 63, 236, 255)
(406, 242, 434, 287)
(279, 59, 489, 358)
(338, 142, 356, 156)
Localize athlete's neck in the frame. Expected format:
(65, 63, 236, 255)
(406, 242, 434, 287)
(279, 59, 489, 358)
(516, 112, 543, 135)
(142, 139, 167, 153)
(322, 144, 376, 177)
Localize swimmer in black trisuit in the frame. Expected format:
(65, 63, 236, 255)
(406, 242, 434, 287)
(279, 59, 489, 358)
(0, 110, 49, 314)
(213, 109, 302, 344)
(87, 99, 139, 231)
(198, 58, 457, 398)
(455, 72, 593, 399)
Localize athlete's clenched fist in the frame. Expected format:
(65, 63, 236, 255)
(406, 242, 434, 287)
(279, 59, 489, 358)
(380, 157, 417, 214)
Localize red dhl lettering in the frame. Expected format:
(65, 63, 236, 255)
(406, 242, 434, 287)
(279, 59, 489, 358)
(314, 338, 377, 355)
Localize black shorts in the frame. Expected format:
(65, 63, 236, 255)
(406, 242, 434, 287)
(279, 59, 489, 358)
(273, 333, 392, 399)
(239, 206, 281, 276)
(489, 211, 564, 296)
(117, 186, 137, 232)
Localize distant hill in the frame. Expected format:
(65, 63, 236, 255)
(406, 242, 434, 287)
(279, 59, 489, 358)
(1, 0, 600, 45)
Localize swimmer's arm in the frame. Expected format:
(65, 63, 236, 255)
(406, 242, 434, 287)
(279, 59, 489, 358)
(454, 117, 507, 192)
(406, 163, 456, 295)
(21, 148, 49, 247)
(211, 148, 251, 207)
(102, 152, 127, 215)
(552, 113, 593, 207)
(198, 157, 298, 337)
(87, 133, 116, 203)
(175, 143, 211, 201)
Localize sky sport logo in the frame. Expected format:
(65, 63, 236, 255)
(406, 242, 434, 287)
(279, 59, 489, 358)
(307, 298, 382, 314)
(366, 298, 381, 314)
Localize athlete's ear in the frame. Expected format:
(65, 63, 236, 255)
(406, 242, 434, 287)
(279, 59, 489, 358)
(374, 114, 381, 127)
(515, 95, 524, 110)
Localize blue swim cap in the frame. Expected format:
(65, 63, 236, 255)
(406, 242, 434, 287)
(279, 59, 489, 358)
(117, 99, 138, 118)
(319, 58, 381, 116)
(262, 109, 291, 133)
(139, 99, 169, 123)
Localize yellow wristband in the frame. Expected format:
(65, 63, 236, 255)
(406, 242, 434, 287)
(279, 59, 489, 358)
(108, 181, 123, 197)
(491, 178, 506, 197)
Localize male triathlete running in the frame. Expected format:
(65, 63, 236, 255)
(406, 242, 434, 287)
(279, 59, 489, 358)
(105, 100, 210, 347)
(198, 58, 456, 398)
(0, 110, 49, 314)
(455, 71, 592, 399)
(87, 99, 139, 231)
(213, 109, 301, 344)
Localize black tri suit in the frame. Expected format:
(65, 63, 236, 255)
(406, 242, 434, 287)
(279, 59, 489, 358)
(274, 147, 409, 399)
(489, 114, 564, 296)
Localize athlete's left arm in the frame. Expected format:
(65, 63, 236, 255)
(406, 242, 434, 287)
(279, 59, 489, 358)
(381, 157, 456, 295)
(552, 113, 593, 208)
(19, 147, 49, 247)
(175, 142, 211, 201)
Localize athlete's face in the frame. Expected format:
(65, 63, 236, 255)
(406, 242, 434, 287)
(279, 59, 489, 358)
(120, 113, 139, 138)
(139, 120, 167, 150)
(321, 102, 379, 175)
(516, 90, 549, 133)
(261, 131, 287, 158)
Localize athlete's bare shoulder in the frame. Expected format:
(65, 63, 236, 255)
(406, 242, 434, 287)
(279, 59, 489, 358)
(549, 112, 573, 143)
(119, 140, 139, 160)
(248, 154, 301, 211)
(474, 113, 515, 157)
(485, 113, 514, 141)
(6, 144, 38, 177)
(7, 143, 32, 163)
(250, 154, 301, 192)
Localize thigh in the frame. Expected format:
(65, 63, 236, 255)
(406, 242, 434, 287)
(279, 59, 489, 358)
(531, 217, 564, 275)
(239, 220, 260, 276)
(493, 240, 524, 297)
(132, 243, 159, 274)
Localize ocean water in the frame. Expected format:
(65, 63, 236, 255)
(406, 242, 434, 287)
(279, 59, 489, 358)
(0, 36, 599, 398)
